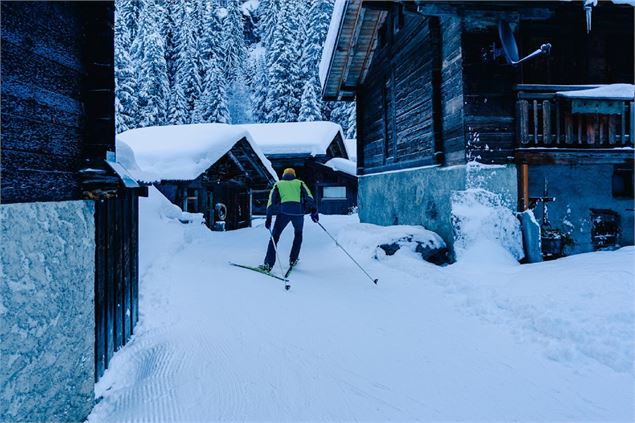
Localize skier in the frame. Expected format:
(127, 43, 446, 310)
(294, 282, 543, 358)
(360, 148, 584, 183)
(259, 168, 319, 272)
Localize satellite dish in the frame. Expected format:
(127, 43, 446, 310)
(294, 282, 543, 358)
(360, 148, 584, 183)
(497, 20, 552, 66)
(498, 21, 519, 64)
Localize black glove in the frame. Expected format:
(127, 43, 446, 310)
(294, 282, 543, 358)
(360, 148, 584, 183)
(265, 216, 272, 229)
(310, 211, 319, 223)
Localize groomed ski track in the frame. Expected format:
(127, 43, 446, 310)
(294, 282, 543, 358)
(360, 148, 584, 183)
(89, 214, 634, 422)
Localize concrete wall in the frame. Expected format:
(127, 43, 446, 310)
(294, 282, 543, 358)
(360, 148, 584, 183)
(528, 164, 634, 254)
(0, 200, 96, 422)
(358, 164, 518, 251)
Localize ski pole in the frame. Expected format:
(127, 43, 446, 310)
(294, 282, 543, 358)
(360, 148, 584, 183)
(268, 227, 290, 290)
(317, 222, 378, 285)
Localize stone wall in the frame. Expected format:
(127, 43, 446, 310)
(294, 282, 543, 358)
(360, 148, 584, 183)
(358, 164, 518, 253)
(0, 200, 95, 422)
(528, 164, 634, 254)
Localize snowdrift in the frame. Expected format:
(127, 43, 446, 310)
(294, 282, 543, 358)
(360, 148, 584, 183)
(451, 188, 524, 262)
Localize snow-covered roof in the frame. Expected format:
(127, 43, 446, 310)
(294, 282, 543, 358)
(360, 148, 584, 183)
(324, 157, 357, 177)
(319, 0, 347, 90)
(116, 124, 277, 183)
(557, 83, 635, 100)
(239, 121, 345, 156)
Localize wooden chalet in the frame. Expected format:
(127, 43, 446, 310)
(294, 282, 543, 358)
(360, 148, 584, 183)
(1, 2, 143, 421)
(321, 0, 634, 257)
(243, 122, 359, 215)
(117, 125, 277, 231)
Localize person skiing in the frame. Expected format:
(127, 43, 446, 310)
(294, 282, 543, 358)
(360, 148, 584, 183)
(259, 168, 319, 272)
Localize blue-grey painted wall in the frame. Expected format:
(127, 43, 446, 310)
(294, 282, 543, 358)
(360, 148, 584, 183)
(358, 163, 518, 252)
(528, 164, 634, 254)
(0, 200, 96, 422)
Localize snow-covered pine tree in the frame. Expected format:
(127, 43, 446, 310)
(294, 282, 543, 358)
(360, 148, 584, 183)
(115, 0, 139, 132)
(116, 0, 143, 51)
(298, 0, 334, 121)
(265, 0, 302, 122)
(223, 0, 247, 83)
(345, 102, 357, 139)
(257, 0, 280, 47)
(115, 45, 139, 132)
(299, 77, 322, 122)
(172, 2, 202, 121)
(250, 53, 269, 122)
(137, 0, 170, 127)
(193, 0, 229, 124)
(167, 77, 189, 125)
(194, 60, 230, 124)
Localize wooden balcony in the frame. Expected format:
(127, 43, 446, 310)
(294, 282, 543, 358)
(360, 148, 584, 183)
(515, 85, 634, 150)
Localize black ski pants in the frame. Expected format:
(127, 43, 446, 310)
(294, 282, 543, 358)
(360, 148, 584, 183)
(264, 213, 304, 267)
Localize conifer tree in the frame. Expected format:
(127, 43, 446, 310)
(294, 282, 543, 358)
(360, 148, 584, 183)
(115, 0, 139, 132)
(251, 53, 269, 122)
(265, 1, 302, 122)
(137, 0, 170, 127)
(223, 0, 247, 83)
(172, 2, 202, 119)
(299, 77, 322, 122)
(194, 61, 230, 124)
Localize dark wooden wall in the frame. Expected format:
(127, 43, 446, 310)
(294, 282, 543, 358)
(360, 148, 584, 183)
(461, 22, 519, 164)
(358, 9, 438, 174)
(1, 2, 115, 203)
(94, 190, 139, 381)
(518, 5, 634, 86)
(356, 2, 634, 172)
(440, 16, 466, 166)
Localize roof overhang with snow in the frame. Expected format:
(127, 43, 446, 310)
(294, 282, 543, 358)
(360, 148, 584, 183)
(116, 124, 278, 184)
(240, 122, 348, 159)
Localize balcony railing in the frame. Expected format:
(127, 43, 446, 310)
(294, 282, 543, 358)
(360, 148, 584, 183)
(515, 84, 634, 148)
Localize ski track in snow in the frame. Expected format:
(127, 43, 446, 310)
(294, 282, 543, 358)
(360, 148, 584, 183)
(89, 214, 635, 422)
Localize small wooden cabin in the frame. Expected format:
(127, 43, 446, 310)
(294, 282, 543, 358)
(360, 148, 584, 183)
(117, 124, 277, 230)
(1, 2, 143, 421)
(321, 0, 634, 257)
(243, 122, 359, 215)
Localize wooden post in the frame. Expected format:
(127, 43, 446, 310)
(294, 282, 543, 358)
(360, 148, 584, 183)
(630, 101, 634, 146)
(555, 101, 561, 145)
(565, 112, 573, 144)
(542, 100, 551, 145)
(608, 115, 617, 145)
(533, 100, 538, 145)
(520, 163, 529, 211)
(587, 114, 597, 145)
(620, 104, 626, 145)
(518, 100, 529, 145)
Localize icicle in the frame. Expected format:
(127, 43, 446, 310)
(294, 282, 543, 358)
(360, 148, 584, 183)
(584, 0, 597, 33)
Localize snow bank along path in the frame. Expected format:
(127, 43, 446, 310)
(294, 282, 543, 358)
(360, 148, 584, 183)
(89, 189, 634, 422)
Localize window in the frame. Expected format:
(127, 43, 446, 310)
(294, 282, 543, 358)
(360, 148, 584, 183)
(323, 186, 347, 200)
(612, 166, 634, 198)
(185, 188, 198, 212)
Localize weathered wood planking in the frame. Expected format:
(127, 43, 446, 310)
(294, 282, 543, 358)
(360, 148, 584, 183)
(440, 16, 466, 165)
(94, 192, 140, 380)
(359, 11, 438, 174)
(1, 2, 101, 203)
(461, 25, 518, 164)
(94, 199, 108, 379)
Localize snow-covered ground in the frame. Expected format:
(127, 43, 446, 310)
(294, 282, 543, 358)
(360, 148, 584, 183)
(89, 188, 635, 422)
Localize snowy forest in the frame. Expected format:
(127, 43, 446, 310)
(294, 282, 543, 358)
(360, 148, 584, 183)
(114, 0, 356, 136)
